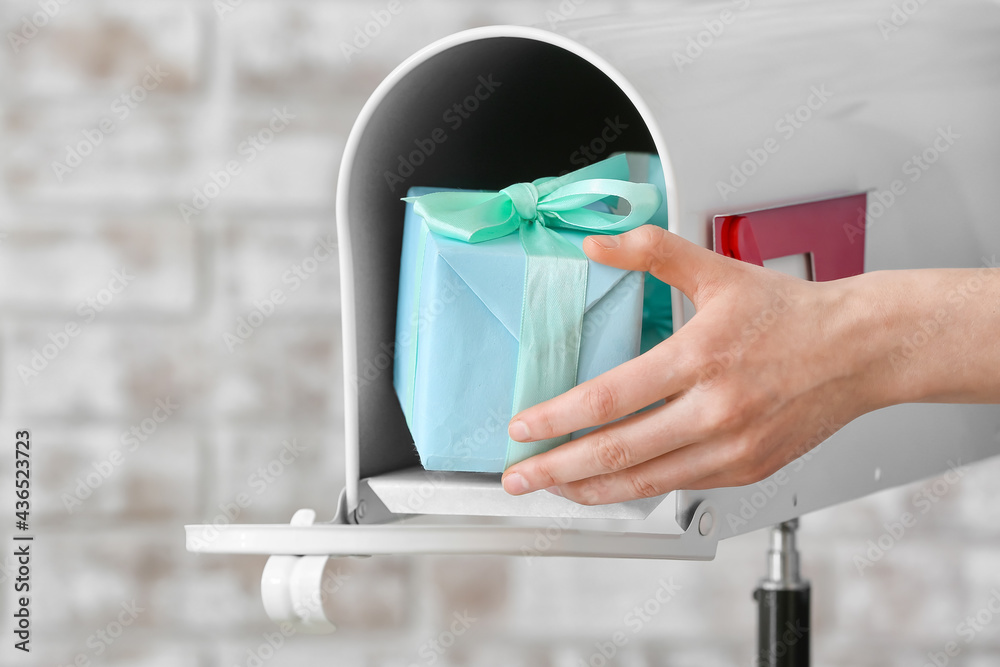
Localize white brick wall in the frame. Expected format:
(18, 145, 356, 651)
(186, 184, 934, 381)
(2, 1, 999, 666)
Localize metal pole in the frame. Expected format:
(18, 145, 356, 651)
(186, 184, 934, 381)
(753, 519, 810, 667)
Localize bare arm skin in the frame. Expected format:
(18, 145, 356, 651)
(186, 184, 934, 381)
(500, 225, 1000, 505)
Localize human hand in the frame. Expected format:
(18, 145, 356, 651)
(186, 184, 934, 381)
(500, 225, 893, 504)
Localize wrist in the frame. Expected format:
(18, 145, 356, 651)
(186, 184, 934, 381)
(824, 270, 918, 411)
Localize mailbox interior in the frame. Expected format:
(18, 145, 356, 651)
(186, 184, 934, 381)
(341, 37, 671, 519)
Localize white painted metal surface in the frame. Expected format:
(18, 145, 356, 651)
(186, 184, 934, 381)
(186, 514, 718, 560)
(362, 468, 664, 519)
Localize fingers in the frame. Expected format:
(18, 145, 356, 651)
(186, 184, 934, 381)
(583, 225, 732, 303)
(547, 430, 803, 505)
(554, 440, 728, 506)
(503, 396, 702, 495)
(681, 447, 778, 492)
(507, 342, 693, 445)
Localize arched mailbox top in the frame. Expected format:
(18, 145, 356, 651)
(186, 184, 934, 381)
(337, 24, 680, 222)
(335, 26, 678, 511)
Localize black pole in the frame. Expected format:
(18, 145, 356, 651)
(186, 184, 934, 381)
(753, 520, 810, 667)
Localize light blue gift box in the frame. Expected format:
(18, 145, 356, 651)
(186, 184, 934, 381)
(624, 152, 673, 354)
(393, 186, 645, 473)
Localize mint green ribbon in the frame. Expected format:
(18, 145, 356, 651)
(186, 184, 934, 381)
(402, 154, 662, 469)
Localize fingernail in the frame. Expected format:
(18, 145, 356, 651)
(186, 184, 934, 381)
(503, 472, 530, 495)
(544, 486, 563, 497)
(508, 420, 531, 442)
(589, 235, 620, 249)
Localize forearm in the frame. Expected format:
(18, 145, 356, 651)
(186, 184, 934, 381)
(841, 267, 1000, 407)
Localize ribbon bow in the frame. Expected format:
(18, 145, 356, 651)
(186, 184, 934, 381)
(402, 154, 662, 468)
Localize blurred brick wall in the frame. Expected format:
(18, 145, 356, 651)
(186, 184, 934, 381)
(1, 1, 999, 666)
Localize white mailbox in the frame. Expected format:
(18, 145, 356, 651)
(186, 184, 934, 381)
(188, 0, 1000, 639)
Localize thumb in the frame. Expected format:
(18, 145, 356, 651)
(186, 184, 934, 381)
(583, 225, 730, 302)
